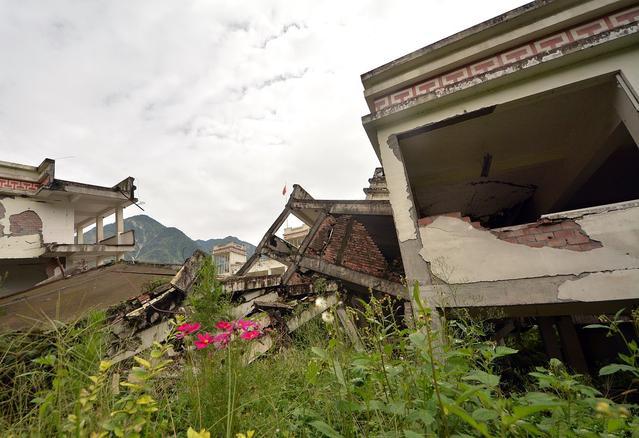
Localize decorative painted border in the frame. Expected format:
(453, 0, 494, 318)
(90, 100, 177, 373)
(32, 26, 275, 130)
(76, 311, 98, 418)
(373, 6, 639, 112)
(0, 177, 41, 192)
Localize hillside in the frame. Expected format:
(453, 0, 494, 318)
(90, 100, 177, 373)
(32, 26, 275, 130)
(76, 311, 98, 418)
(83, 214, 255, 264)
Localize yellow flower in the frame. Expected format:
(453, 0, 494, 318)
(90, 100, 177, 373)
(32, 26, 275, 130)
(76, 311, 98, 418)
(619, 406, 630, 418)
(187, 427, 211, 438)
(236, 431, 255, 438)
(595, 401, 610, 414)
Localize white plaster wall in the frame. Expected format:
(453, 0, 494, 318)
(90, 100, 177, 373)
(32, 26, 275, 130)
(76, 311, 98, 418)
(0, 197, 74, 258)
(558, 269, 639, 302)
(248, 257, 286, 275)
(577, 207, 639, 258)
(229, 251, 247, 266)
(419, 206, 639, 284)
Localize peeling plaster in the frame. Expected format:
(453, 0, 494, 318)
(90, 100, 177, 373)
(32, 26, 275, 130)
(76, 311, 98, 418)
(0, 235, 44, 258)
(577, 207, 639, 258)
(558, 269, 639, 302)
(419, 209, 639, 283)
(0, 197, 73, 259)
(380, 137, 417, 242)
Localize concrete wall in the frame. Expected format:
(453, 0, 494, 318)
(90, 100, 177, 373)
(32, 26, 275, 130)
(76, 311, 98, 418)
(419, 204, 639, 284)
(370, 29, 639, 311)
(247, 258, 286, 276)
(0, 197, 74, 259)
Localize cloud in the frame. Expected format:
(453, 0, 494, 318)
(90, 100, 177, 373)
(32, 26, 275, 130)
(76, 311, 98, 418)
(0, 0, 529, 243)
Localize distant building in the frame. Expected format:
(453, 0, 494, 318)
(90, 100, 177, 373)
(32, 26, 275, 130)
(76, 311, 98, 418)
(363, 167, 389, 200)
(0, 158, 136, 295)
(283, 224, 310, 247)
(212, 242, 247, 277)
(213, 241, 288, 278)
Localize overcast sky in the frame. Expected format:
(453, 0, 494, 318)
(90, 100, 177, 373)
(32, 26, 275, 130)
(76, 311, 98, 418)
(0, 0, 528, 244)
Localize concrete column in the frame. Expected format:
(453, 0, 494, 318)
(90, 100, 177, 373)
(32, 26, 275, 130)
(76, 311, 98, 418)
(95, 216, 104, 244)
(380, 135, 439, 329)
(115, 206, 124, 244)
(614, 75, 639, 147)
(557, 315, 589, 374)
(538, 317, 563, 362)
(75, 225, 84, 244)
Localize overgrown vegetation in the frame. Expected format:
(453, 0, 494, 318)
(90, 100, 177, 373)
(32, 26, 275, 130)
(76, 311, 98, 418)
(1, 265, 638, 437)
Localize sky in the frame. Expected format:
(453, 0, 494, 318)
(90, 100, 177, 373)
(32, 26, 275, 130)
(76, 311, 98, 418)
(0, 0, 528, 244)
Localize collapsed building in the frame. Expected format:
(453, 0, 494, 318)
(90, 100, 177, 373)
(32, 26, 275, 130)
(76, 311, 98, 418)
(2, 0, 639, 373)
(359, 0, 639, 372)
(0, 158, 138, 295)
(223, 0, 639, 372)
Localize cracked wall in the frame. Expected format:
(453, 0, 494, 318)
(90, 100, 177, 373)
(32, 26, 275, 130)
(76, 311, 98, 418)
(418, 203, 639, 285)
(0, 197, 73, 258)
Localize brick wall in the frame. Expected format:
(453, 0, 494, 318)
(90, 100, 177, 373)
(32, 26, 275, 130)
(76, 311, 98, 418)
(9, 210, 43, 236)
(307, 215, 388, 278)
(418, 212, 602, 252)
(492, 220, 602, 251)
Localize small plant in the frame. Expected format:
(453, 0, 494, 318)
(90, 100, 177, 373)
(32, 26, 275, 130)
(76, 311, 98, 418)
(586, 308, 639, 380)
(188, 256, 229, 327)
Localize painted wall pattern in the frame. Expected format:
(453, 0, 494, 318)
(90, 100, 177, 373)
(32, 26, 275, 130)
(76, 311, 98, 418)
(0, 177, 41, 192)
(373, 5, 639, 112)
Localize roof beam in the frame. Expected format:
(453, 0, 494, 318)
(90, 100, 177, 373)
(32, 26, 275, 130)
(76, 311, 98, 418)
(281, 211, 327, 286)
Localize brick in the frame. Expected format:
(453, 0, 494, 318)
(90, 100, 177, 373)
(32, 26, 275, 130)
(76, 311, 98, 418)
(560, 221, 580, 230)
(534, 232, 555, 241)
(9, 210, 43, 236)
(501, 229, 525, 238)
(442, 212, 462, 218)
(566, 233, 590, 245)
(565, 244, 585, 251)
(547, 238, 568, 247)
(527, 242, 545, 248)
(538, 223, 563, 232)
(579, 242, 602, 251)
(471, 221, 485, 230)
(554, 229, 576, 239)
(418, 217, 434, 227)
(517, 235, 537, 243)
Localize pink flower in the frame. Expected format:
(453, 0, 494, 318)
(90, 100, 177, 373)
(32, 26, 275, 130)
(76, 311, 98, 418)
(176, 322, 201, 339)
(209, 332, 230, 349)
(236, 319, 259, 331)
(194, 332, 215, 349)
(240, 330, 262, 341)
(215, 320, 233, 332)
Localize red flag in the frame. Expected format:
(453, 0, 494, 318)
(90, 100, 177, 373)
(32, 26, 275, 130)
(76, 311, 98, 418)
(282, 184, 287, 196)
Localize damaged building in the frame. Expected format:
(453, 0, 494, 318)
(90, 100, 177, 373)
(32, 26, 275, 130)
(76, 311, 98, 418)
(359, 0, 639, 372)
(0, 158, 138, 295)
(3, 0, 639, 375)
(217, 0, 639, 371)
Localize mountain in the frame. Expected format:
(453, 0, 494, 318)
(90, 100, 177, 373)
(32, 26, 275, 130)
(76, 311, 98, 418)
(84, 214, 256, 265)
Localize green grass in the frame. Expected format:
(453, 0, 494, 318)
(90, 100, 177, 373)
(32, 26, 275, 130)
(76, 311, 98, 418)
(1, 271, 638, 437)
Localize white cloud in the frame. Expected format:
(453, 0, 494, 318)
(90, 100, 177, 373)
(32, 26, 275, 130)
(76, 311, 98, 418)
(0, 0, 529, 243)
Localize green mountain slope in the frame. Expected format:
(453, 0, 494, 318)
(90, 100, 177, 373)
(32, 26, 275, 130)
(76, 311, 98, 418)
(83, 214, 255, 265)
